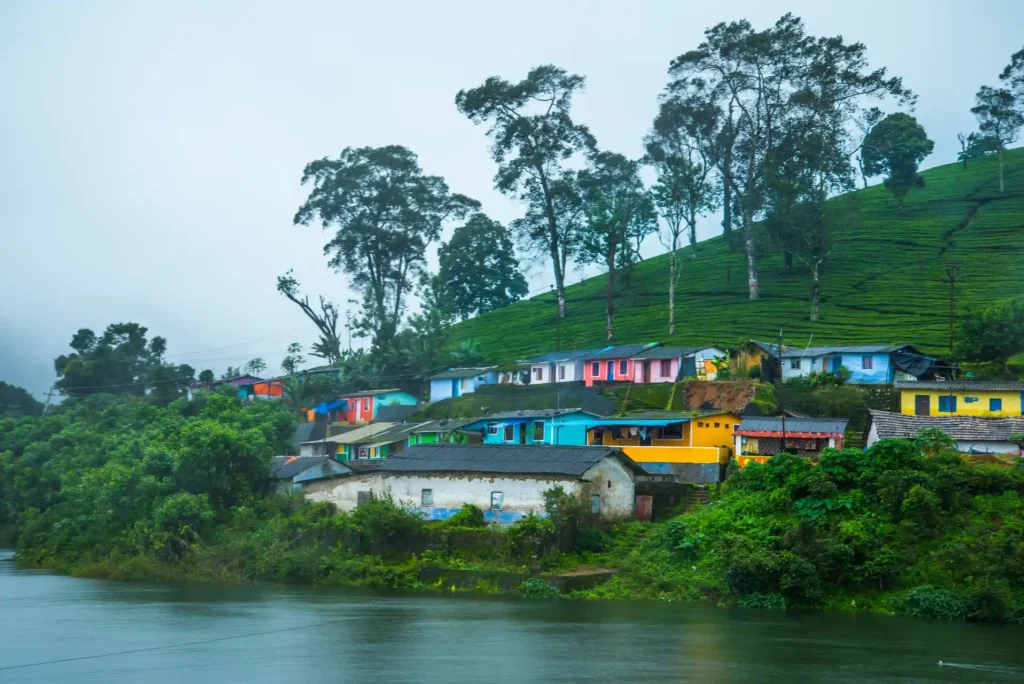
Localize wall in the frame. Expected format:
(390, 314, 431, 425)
(583, 358, 633, 387)
(578, 457, 636, 520)
(632, 358, 679, 384)
(781, 353, 892, 384)
(429, 379, 456, 402)
(531, 361, 583, 385)
(622, 445, 728, 464)
(476, 416, 590, 446)
(899, 389, 1022, 417)
(690, 414, 741, 448)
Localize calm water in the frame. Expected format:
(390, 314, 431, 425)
(2, 551, 1024, 683)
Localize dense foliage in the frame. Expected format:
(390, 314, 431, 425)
(0, 382, 43, 418)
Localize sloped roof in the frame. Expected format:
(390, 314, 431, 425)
(475, 408, 596, 421)
(894, 380, 1024, 391)
(308, 422, 396, 445)
(292, 421, 325, 447)
(737, 416, 849, 435)
(523, 348, 607, 364)
(749, 340, 780, 357)
(270, 455, 330, 480)
(869, 410, 1024, 441)
(632, 346, 719, 360)
(374, 404, 421, 422)
(584, 344, 658, 360)
(379, 444, 643, 477)
(429, 367, 497, 380)
(780, 344, 911, 358)
(353, 423, 422, 445)
(409, 418, 478, 433)
(342, 388, 407, 397)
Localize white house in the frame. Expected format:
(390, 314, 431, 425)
(630, 346, 727, 383)
(866, 410, 1024, 456)
(427, 367, 498, 402)
(300, 443, 642, 523)
(777, 344, 950, 385)
(523, 349, 605, 385)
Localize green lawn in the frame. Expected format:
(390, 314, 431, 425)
(448, 149, 1024, 363)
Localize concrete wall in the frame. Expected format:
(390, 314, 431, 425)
(632, 358, 680, 384)
(899, 389, 1022, 417)
(782, 352, 893, 384)
(621, 445, 729, 464)
(691, 415, 740, 448)
(530, 360, 583, 384)
(584, 358, 633, 387)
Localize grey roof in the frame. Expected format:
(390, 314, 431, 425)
(748, 340, 780, 356)
(270, 455, 330, 480)
(584, 344, 658, 360)
(474, 408, 595, 421)
(737, 416, 849, 435)
(292, 421, 325, 447)
(374, 404, 421, 423)
(428, 367, 497, 380)
(894, 380, 1024, 391)
(632, 346, 719, 360)
(343, 388, 407, 397)
(345, 422, 419, 445)
(308, 422, 396, 445)
(523, 348, 607, 364)
(379, 444, 643, 477)
(409, 418, 477, 434)
(869, 410, 1024, 441)
(780, 344, 910, 358)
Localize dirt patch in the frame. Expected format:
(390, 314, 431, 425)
(685, 380, 756, 413)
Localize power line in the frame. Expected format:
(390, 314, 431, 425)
(0, 618, 354, 672)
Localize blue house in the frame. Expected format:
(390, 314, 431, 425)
(462, 409, 600, 446)
(778, 344, 950, 385)
(428, 367, 498, 402)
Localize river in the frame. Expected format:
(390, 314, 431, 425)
(2, 551, 1023, 682)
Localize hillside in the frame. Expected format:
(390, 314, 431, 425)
(448, 150, 1024, 362)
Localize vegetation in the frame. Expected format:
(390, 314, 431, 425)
(0, 382, 43, 418)
(954, 297, 1024, 365)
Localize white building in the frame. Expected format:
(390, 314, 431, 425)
(524, 349, 605, 385)
(427, 367, 498, 402)
(867, 410, 1024, 456)
(300, 443, 642, 524)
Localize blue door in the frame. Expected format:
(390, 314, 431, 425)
(452, 379, 460, 397)
(829, 357, 841, 373)
(606, 361, 614, 381)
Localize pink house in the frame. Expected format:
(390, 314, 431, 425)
(632, 346, 728, 383)
(582, 344, 658, 387)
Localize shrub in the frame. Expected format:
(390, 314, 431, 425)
(893, 586, 969, 621)
(506, 514, 556, 561)
(349, 495, 424, 555)
(446, 504, 486, 528)
(518, 577, 562, 599)
(738, 592, 787, 611)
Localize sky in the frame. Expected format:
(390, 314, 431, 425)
(1, 0, 1021, 399)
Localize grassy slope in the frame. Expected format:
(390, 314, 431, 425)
(448, 150, 1024, 362)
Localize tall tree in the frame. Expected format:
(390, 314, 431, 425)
(437, 213, 529, 320)
(276, 271, 343, 365)
(198, 369, 215, 383)
(644, 96, 718, 333)
(244, 358, 267, 376)
(971, 86, 1022, 193)
(294, 146, 477, 353)
(280, 343, 305, 376)
(456, 65, 597, 319)
(53, 323, 194, 401)
(577, 152, 657, 341)
(862, 113, 934, 212)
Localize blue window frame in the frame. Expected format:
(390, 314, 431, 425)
(938, 396, 957, 413)
(990, 398, 1003, 412)
(591, 361, 600, 376)
(618, 359, 627, 375)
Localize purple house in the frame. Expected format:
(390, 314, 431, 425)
(186, 374, 264, 401)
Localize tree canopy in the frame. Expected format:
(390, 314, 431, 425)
(0, 382, 44, 418)
(862, 113, 934, 211)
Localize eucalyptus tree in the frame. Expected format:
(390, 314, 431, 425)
(971, 86, 1022, 193)
(293, 145, 478, 354)
(456, 65, 596, 319)
(276, 270, 343, 364)
(577, 152, 657, 342)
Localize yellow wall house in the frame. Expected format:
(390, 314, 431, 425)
(896, 381, 1024, 418)
(586, 412, 740, 465)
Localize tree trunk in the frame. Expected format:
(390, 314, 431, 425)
(688, 208, 698, 259)
(668, 249, 676, 335)
(999, 149, 1005, 193)
(605, 247, 616, 342)
(744, 209, 759, 300)
(810, 260, 821, 322)
(722, 161, 732, 246)
(783, 248, 793, 275)
(538, 167, 568, 319)
(858, 155, 868, 189)
(548, 241, 568, 320)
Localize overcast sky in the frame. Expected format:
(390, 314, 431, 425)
(1, 0, 1021, 398)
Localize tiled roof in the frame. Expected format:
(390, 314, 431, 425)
(894, 380, 1024, 391)
(429, 367, 497, 380)
(584, 344, 658, 360)
(374, 405, 421, 422)
(408, 418, 477, 433)
(780, 344, 909, 358)
(631, 346, 717, 360)
(523, 348, 607, 364)
(342, 388, 405, 397)
(380, 444, 642, 477)
(737, 416, 849, 435)
(270, 455, 329, 480)
(869, 410, 1024, 441)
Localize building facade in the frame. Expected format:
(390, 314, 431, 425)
(525, 349, 600, 385)
(896, 381, 1024, 417)
(630, 346, 727, 383)
(867, 410, 1024, 456)
(428, 368, 498, 402)
(733, 416, 848, 466)
(582, 345, 655, 387)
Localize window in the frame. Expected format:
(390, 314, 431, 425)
(714, 422, 720, 428)
(591, 495, 601, 515)
(491, 492, 504, 510)
(358, 447, 367, 459)
(790, 359, 801, 370)
(421, 489, 433, 506)
(533, 421, 545, 441)
(938, 396, 957, 413)
(862, 356, 873, 369)
(990, 398, 1003, 412)
(362, 397, 370, 410)
(618, 359, 628, 375)
(488, 423, 498, 435)
(503, 424, 515, 441)
(660, 359, 672, 376)
(559, 365, 566, 380)
(535, 367, 543, 380)
(697, 422, 704, 427)
(591, 361, 600, 376)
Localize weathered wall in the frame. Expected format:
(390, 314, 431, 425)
(579, 456, 636, 520)
(691, 414, 741, 448)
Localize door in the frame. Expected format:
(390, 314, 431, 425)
(642, 361, 650, 383)
(452, 379, 460, 398)
(606, 361, 614, 381)
(635, 495, 653, 521)
(829, 356, 841, 373)
(519, 426, 526, 444)
(915, 395, 930, 415)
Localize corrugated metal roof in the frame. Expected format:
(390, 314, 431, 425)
(408, 418, 477, 433)
(737, 416, 849, 434)
(869, 410, 1024, 441)
(894, 380, 1024, 391)
(475, 408, 596, 420)
(584, 344, 658, 360)
(270, 455, 330, 480)
(308, 422, 396, 445)
(374, 405, 421, 422)
(632, 346, 719, 360)
(523, 348, 608, 364)
(342, 388, 406, 397)
(428, 367, 497, 380)
(380, 444, 642, 476)
(780, 344, 909, 358)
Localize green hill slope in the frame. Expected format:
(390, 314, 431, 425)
(448, 149, 1024, 361)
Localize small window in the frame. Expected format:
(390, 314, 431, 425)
(938, 396, 957, 413)
(697, 422, 704, 427)
(362, 397, 370, 410)
(591, 495, 601, 515)
(714, 422, 720, 428)
(591, 361, 600, 376)
(491, 492, 504, 510)
(535, 367, 543, 380)
(488, 423, 498, 435)
(790, 359, 801, 370)
(504, 424, 515, 441)
(533, 421, 545, 441)
(660, 359, 672, 376)
(862, 356, 873, 370)
(990, 398, 1003, 412)
(619, 359, 627, 375)
(421, 489, 433, 506)
(559, 365, 566, 380)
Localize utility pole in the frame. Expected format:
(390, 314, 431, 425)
(777, 330, 786, 452)
(43, 385, 56, 413)
(345, 309, 353, 351)
(940, 264, 962, 353)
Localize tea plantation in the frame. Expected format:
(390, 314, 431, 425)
(447, 150, 1024, 361)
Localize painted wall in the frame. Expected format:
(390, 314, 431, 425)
(430, 373, 497, 402)
(691, 414, 741, 447)
(782, 352, 894, 384)
(583, 358, 634, 387)
(530, 360, 584, 384)
(473, 416, 590, 446)
(631, 358, 680, 384)
(621, 445, 728, 464)
(899, 389, 1022, 417)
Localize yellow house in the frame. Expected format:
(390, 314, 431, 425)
(896, 381, 1024, 418)
(585, 412, 740, 465)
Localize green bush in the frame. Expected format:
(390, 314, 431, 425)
(518, 577, 562, 599)
(445, 504, 486, 528)
(893, 586, 969, 621)
(738, 592, 787, 611)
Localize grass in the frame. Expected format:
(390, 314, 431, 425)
(447, 150, 1024, 363)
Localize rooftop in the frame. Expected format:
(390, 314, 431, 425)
(408, 418, 478, 433)
(780, 344, 911, 358)
(894, 380, 1024, 391)
(429, 367, 497, 380)
(472, 408, 596, 421)
(380, 443, 642, 477)
(869, 410, 1024, 441)
(270, 455, 329, 480)
(341, 388, 406, 398)
(631, 346, 717, 360)
(306, 422, 396, 445)
(737, 416, 849, 435)
(523, 348, 608, 364)
(584, 344, 659, 360)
